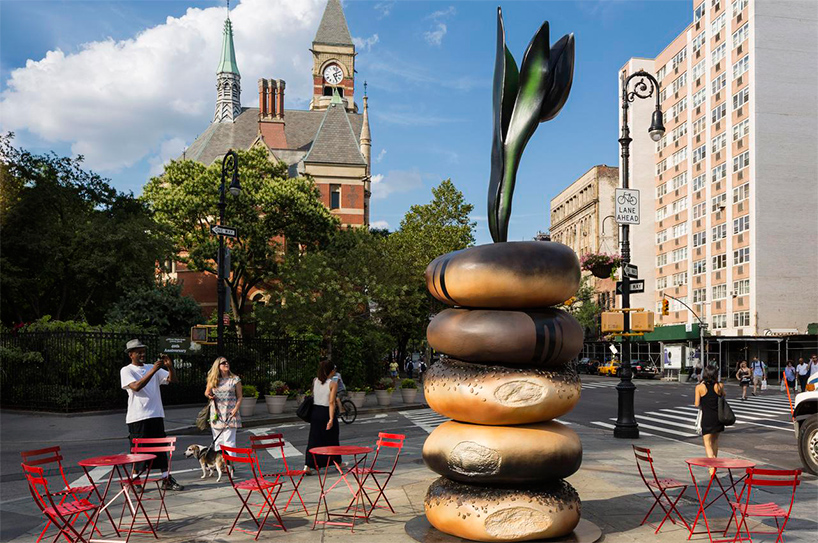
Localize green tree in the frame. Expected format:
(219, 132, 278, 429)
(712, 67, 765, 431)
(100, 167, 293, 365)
(142, 146, 338, 334)
(106, 281, 203, 335)
(559, 275, 601, 336)
(0, 134, 172, 325)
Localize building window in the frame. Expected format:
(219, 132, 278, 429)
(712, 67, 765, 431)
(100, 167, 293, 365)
(733, 215, 750, 234)
(733, 119, 749, 141)
(713, 284, 727, 300)
(733, 183, 749, 203)
(693, 288, 707, 303)
(692, 59, 706, 81)
(670, 296, 688, 312)
(694, 3, 705, 22)
(712, 73, 726, 94)
(713, 254, 727, 270)
(712, 223, 727, 241)
(733, 278, 750, 295)
(711, 102, 727, 123)
(712, 314, 727, 329)
(672, 147, 688, 166)
(692, 145, 707, 164)
(656, 159, 668, 176)
(734, 150, 750, 171)
(672, 197, 688, 214)
(660, 87, 669, 104)
(672, 72, 687, 94)
(657, 229, 668, 244)
(712, 43, 727, 64)
(672, 222, 688, 239)
(733, 55, 750, 79)
(711, 133, 727, 153)
(657, 252, 668, 267)
(671, 48, 687, 70)
(692, 88, 707, 108)
(657, 64, 668, 81)
(712, 163, 727, 183)
(671, 172, 688, 190)
(656, 276, 668, 290)
(732, 23, 749, 49)
(673, 271, 688, 286)
(711, 12, 726, 35)
(734, 247, 750, 265)
(672, 247, 688, 263)
(655, 133, 669, 152)
(693, 230, 707, 247)
(693, 116, 706, 135)
(656, 182, 668, 198)
(733, 87, 750, 110)
(732, 0, 748, 16)
(693, 258, 707, 275)
(672, 123, 688, 143)
(670, 97, 688, 118)
(734, 311, 750, 327)
(712, 192, 727, 212)
(693, 174, 706, 192)
(656, 206, 668, 221)
(693, 203, 707, 221)
(330, 184, 341, 209)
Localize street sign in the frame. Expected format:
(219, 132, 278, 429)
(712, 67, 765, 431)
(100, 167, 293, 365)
(160, 337, 192, 354)
(622, 263, 638, 279)
(211, 225, 238, 238)
(615, 188, 640, 225)
(616, 279, 645, 295)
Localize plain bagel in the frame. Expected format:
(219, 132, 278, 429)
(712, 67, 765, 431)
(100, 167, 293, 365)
(427, 308, 583, 366)
(425, 242, 580, 309)
(425, 477, 581, 542)
(423, 420, 582, 485)
(423, 359, 580, 425)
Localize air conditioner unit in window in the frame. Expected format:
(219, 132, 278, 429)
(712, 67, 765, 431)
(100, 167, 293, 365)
(738, 265, 744, 274)
(738, 202, 744, 211)
(737, 45, 743, 54)
(738, 233, 744, 242)
(738, 140, 743, 148)
(738, 76, 743, 85)
(738, 13, 743, 22)
(738, 171, 744, 180)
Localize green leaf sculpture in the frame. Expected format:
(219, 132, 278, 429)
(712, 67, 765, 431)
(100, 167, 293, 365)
(488, 7, 575, 243)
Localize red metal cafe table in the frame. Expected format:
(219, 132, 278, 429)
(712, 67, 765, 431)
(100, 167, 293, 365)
(685, 457, 755, 543)
(79, 453, 158, 543)
(310, 446, 372, 532)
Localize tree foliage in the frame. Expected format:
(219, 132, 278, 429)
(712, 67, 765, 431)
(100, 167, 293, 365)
(142, 146, 338, 333)
(106, 281, 203, 335)
(558, 275, 601, 336)
(0, 133, 172, 325)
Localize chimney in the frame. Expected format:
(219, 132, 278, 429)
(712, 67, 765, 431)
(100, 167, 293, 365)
(268, 79, 277, 119)
(276, 80, 286, 120)
(258, 79, 267, 118)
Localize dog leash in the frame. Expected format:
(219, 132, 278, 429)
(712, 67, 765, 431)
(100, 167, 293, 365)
(203, 398, 235, 456)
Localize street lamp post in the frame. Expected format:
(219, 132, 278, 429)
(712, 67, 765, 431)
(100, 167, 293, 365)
(615, 70, 665, 439)
(217, 150, 241, 356)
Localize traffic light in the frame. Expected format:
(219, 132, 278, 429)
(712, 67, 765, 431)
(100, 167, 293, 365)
(661, 298, 669, 316)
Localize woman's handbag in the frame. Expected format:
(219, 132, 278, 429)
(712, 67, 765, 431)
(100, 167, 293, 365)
(296, 395, 314, 422)
(718, 395, 736, 426)
(195, 403, 211, 431)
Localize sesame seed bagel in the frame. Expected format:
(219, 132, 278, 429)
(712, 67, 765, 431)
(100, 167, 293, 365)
(423, 359, 581, 425)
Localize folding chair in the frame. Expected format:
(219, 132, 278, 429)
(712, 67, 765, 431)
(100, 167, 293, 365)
(120, 437, 176, 530)
(23, 463, 99, 543)
(632, 445, 690, 534)
(347, 432, 405, 518)
(724, 468, 801, 543)
(221, 445, 286, 540)
(21, 446, 104, 543)
(249, 433, 309, 514)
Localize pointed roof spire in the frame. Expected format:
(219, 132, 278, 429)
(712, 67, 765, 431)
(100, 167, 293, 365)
(360, 92, 371, 144)
(314, 0, 354, 47)
(217, 11, 240, 75)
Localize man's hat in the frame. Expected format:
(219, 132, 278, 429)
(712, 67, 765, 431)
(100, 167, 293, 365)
(125, 339, 147, 353)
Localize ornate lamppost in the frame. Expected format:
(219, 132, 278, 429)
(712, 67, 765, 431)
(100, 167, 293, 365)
(217, 150, 241, 355)
(614, 70, 665, 439)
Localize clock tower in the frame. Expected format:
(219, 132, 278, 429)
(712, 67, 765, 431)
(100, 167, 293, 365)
(310, 0, 356, 112)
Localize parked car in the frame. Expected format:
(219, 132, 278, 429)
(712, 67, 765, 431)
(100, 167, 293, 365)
(631, 360, 660, 379)
(598, 361, 620, 377)
(577, 358, 600, 374)
(793, 374, 818, 475)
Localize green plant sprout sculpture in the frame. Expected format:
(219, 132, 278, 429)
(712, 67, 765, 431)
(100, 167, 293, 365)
(488, 7, 575, 242)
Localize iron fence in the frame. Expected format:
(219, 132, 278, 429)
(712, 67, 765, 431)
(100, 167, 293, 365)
(0, 332, 320, 412)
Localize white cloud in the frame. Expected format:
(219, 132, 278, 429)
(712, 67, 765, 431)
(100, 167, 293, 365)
(424, 24, 447, 47)
(373, 2, 396, 19)
(374, 148, 387, 163)
(148, 137, 188, 177)
(0, 0, 325, 172)
(370, 220, 390, 230)
(371, 169, 423, 200)
(424, 6, 456, 46)
(427, 6, 457, 21)
(353, 34, 379, 52)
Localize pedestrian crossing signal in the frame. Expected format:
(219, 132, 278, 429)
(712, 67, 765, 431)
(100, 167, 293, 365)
(661, 298, 669, 316)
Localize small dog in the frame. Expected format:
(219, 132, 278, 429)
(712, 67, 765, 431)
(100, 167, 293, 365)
(184, 444, 227, 482)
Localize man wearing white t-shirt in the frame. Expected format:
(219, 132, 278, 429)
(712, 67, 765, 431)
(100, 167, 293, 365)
(120, 339, 183, 491)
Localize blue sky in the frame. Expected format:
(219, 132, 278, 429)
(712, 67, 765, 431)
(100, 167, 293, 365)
(1, 0, 692, 244)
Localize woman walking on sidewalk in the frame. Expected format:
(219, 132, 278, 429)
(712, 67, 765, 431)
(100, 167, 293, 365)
(304, 359, 340, 475)
(736, 361, 751, 400)
(205, 357, 242, 451)
(695, 365, 725, 473)
(784, 361, 796, 393)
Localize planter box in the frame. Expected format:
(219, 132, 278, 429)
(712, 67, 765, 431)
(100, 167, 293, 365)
(350, 391, 367, 409)
(265, 395, 287, 414)
(374, 389, 392, 407)
(589, 263, 614, 279)
(400, 388, 418, 404)
(239, 396, 257, 418)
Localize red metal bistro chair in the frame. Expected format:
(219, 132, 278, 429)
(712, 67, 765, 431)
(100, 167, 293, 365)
(347, 432, 405, 518)
(21, 446, 104, 543)
(724, 468, 801, 543)
(221, 445, 286, 540)
(632, 445, 690, 534)
(120, 437, 176, 530)
(23, 463, 99, 543)
(250, 433, 309, 514)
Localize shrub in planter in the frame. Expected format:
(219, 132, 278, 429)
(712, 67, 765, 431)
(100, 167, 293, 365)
(265, 381, 289, 414)
(348, 387, 367, 408)
(400, 378, 418, 403)
(374, 378, 394, 406)
(240, 384, 258, 417)
(580, 252, 622, 279)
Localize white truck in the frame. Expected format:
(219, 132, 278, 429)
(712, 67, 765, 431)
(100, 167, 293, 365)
(793, 373, 818, 475)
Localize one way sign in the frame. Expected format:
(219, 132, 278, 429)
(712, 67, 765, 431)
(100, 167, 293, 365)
(211, 225, 238, 238)
(616, 280, 645, 295)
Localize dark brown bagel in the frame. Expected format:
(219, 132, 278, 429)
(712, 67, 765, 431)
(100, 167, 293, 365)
(425, 477, 581, 542)
(423, 359, 580, 425)
(425, 242, 580, 309)
(423, 420, 582, 484)
(427, 308, 583, 366)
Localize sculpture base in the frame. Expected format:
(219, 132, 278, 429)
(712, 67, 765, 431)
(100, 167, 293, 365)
(405, 516, 602, 543)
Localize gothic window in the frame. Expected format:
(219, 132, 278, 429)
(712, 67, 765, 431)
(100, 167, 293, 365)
(330, 184, 341, 210)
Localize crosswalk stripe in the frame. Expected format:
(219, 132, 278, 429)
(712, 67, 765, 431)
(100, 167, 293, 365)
(662, 407, 766, 422)
(248, 427, 302, 460)
(608, 418, 697, 438)
(634, 415, 696, 430)
(727, 404, 791, 416)
(591, 421, 655, 436)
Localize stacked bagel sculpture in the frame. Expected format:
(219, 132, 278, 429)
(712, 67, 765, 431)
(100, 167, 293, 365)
(422, 8, 580, 543)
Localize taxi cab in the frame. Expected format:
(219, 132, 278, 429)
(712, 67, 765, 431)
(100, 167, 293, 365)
(598, 361, 621, 377)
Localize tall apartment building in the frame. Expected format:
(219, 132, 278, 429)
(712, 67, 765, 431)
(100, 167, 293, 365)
(550, 165, 620, 311)
(623, 0, 817, 337)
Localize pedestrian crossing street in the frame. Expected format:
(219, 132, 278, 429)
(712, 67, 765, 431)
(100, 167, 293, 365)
(591, 394, 794, 440)
(399, 409, 571, 434)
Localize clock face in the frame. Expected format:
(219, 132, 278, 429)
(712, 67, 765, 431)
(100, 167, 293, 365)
(323, 64, 344, 86)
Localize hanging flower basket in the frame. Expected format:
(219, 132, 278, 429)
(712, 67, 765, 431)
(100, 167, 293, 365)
(580, 253, 622, 279)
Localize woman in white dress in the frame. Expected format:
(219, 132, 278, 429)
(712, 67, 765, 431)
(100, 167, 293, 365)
(204, 357, 242, 451)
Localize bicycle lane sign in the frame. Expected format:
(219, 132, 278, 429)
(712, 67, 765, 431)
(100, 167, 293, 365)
(615, 188, 640, 225)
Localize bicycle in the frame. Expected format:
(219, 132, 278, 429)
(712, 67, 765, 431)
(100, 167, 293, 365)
(337, 391, 357, 424)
